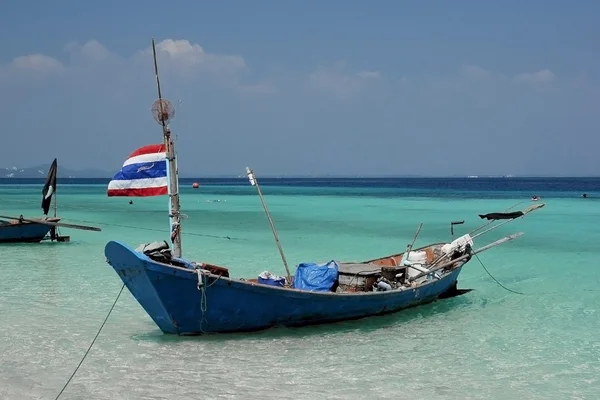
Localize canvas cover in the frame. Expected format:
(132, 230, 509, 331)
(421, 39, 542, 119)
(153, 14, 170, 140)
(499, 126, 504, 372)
(293, 260, 339, 291)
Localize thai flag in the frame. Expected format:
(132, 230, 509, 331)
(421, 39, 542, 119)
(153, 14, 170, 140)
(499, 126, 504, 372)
(107, 144, 169, 197)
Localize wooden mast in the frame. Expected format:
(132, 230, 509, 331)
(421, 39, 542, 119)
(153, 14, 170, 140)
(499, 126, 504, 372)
(151, 38, 183, 258)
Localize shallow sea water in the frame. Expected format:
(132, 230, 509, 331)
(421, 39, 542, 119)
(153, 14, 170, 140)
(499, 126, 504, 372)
(1, 179, 599, 399)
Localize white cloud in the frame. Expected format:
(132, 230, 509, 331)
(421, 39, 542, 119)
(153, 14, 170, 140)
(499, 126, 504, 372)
(356, 70, 381, 79)
(462, 64, 492, 79)
(0, 54, 64, 81)
(0, 38, 264, 93)
(307, 61, 382, 99)
(12, 54, 63, 71)
(460, 65, 559, 87)
(512, 69, 557, 84)
(64, 40, 112, 62)
(134, 39, 246, 77)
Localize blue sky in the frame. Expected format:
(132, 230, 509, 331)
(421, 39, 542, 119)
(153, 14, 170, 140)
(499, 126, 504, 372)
(0, 0, 598, 176)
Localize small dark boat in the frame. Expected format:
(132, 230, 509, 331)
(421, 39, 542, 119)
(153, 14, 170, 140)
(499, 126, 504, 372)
(0, 216, 60, 243)
(0, 159, 101, 243)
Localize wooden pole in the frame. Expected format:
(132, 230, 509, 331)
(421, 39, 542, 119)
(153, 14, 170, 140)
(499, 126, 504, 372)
(406, 223, 423, 256)
(401, 223, 423, 283)
(246, 167, 292, 283)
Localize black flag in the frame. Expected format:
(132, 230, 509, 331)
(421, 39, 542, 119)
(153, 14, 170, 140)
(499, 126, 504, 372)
(41, 158, 58, 216)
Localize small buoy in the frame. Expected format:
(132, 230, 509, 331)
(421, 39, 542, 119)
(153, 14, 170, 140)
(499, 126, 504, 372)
(192, 182, 199, 189)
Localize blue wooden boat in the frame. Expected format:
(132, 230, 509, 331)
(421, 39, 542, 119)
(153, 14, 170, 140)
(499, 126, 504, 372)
(104, 38, 542, 336)
(105, 241, 469, 334)
(0, 158, 101, 243)
(0, 216, 58, 243)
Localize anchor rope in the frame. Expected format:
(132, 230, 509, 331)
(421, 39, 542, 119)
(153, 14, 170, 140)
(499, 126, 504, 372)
(470, 254, 600, 296)
(195, 269, 222, 333)
(54, 283, 125, 400)
(473, 251, 523, 295)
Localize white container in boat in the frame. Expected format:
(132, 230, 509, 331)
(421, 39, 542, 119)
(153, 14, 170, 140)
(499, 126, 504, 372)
(407, 250, 427, 264)
(442, 234, 474, 254)
(402, 250, 427, 279)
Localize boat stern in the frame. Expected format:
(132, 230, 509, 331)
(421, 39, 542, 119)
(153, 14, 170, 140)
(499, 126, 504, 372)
(104, 240, 180, 334)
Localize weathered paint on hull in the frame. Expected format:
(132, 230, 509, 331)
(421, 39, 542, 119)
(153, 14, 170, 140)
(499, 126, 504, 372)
(0, 221, 53, 243)
(105, 240, 465, 335)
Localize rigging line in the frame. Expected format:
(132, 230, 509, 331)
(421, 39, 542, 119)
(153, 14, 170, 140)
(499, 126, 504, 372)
(0, 198, 175, 214)
(61, 217, 242, 241)
(474, 252, 523, 295)
(54, 284, 125, 400)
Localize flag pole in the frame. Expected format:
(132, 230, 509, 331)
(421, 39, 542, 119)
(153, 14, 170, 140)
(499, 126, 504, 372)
(246, 167, 292, 284)
(151, 37, 182, 258)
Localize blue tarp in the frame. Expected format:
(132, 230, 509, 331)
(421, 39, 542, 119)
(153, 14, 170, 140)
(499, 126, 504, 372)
(293, 260, 339, 292)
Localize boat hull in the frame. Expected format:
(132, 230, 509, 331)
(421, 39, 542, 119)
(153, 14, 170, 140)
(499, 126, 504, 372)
(0, 219, 57, 243)
(106, 240, 465, 335)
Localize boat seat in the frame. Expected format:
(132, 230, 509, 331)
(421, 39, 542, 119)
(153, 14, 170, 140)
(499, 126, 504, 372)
(337, 262, 382, 276)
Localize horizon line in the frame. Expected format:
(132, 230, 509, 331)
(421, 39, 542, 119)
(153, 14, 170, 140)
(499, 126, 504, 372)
(2, 175, 600, 179)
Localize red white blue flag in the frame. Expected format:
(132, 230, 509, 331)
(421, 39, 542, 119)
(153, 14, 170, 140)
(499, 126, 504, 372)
(107, 144, 168, 197)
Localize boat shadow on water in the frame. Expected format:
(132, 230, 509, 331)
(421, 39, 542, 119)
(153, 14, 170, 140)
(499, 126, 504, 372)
(128, 286, 475, 343)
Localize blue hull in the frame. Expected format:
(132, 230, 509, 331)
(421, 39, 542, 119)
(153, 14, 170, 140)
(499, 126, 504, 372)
(105, 240, 465, 335)
(0, 220, 53, 243)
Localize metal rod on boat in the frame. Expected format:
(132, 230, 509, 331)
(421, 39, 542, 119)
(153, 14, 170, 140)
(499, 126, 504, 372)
(450, 220, 464, 240)
(408, 232, 524, 282)
(246, 167, 292, 283)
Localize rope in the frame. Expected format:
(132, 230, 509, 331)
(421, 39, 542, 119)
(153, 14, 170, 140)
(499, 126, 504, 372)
(63, 218, 239, 241)
(54, 284, 125, 400)
(196, 269, 208, 313)
(0, 198, 240, 241)
(473, 252, 523, 295)
(0, 198, 159, 214)
(194, 268, 223, 333)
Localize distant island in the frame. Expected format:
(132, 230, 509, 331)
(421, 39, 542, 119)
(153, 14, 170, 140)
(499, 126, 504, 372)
(1, 164, 112, 179)
(3, 165, 594, 180)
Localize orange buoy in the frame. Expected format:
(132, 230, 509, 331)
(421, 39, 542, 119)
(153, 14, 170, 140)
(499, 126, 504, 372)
(192, 182, 199, 189)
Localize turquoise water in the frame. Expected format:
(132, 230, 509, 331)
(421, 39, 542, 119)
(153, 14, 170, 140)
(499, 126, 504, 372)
(1, 181, 599, 399)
